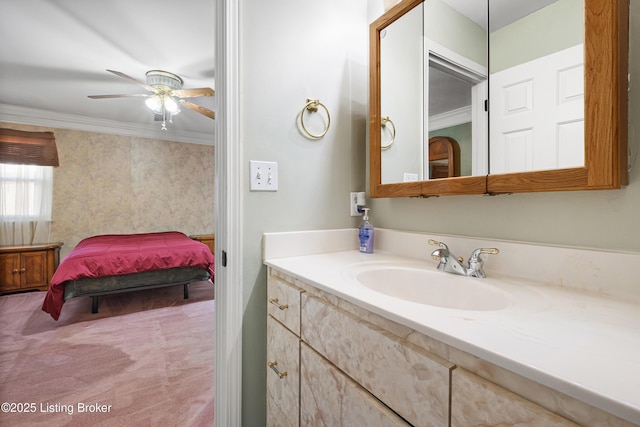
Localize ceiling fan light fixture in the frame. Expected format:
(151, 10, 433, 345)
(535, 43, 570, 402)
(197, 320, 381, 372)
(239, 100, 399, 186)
(88, 69, 215, 128)
(164, 96, 180, 115)
(145, 70, 183, 90)
(145, 95, 164, 114)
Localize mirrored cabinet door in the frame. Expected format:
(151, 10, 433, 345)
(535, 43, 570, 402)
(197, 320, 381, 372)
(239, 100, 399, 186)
(486, 0, 628, 193)
(489, 0, 584, 175)
(374, 0, 488, 197)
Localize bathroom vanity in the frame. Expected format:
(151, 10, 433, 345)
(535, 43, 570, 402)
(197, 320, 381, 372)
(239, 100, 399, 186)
(264, 229, 640, 426)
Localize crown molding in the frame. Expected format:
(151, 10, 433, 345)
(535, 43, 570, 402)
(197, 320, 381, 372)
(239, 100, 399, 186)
(0, 104, 215, 146)
(429, 105, 472, 131)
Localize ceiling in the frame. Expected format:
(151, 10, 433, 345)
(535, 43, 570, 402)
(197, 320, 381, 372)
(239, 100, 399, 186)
(0, 0, 215, 145)
(443, 0, 559, 31)
(0, 1, 560, 146)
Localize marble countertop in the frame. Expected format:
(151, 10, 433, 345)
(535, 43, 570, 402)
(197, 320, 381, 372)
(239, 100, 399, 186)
(264, 249, 640, 424)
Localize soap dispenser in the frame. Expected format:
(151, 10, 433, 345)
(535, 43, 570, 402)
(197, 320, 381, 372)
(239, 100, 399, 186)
(358, 208, 374, 254)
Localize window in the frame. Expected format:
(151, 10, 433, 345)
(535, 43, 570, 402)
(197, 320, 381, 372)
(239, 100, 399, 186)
(0, 163, 53, 245)
(0, 163, 53, 219)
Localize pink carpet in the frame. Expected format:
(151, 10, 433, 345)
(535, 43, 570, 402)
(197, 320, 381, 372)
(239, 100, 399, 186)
(0, 281, 215, 426)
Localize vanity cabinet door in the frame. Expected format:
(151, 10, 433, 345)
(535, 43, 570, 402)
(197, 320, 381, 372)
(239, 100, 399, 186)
(267, 272, 303, 336)
(266, 315, 300, 427)
(300, 342, 410, 427)
(301, 294, 454, 427)
(451, 368, 579, 427)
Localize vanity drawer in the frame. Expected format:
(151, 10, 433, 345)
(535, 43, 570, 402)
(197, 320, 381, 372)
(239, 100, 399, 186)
(300, 342, 410, 426)
(451, 368, 579, 427)
(266, 315, 300, 427)
(267, 272, 304, 336)
(301, 294, 453, 427)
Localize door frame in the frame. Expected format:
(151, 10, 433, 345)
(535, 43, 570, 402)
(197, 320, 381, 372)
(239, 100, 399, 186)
(425, 39, 488, 177)
(215, 0, 243, 425)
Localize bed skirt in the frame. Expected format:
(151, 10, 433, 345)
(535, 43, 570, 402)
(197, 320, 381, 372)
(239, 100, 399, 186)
(62, 267, 211, 313)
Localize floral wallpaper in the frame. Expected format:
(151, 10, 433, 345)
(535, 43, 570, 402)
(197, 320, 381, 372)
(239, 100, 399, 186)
(1, 122, 215, 259)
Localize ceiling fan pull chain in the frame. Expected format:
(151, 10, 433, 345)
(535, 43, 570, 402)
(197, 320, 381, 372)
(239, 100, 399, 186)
(161, 108, 168, 131)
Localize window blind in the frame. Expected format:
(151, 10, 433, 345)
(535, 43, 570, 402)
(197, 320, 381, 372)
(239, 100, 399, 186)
(0, 128, 59, 167)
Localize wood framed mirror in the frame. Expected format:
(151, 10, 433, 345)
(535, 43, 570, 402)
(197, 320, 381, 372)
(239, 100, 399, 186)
(369, 0, 628, 198)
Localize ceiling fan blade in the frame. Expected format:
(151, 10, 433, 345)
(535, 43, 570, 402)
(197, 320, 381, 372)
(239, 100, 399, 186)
(106, 69, 155, 92)
(180, 100, 215, 119)
(88, 93, 150, 99)
(172, 87, 215, 98)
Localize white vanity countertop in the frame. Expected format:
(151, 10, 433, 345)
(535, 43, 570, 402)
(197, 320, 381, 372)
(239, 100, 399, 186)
(264, 249, 640, 424)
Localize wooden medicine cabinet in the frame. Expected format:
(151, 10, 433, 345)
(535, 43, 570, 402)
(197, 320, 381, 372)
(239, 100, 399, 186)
(369, 0, 628, 198)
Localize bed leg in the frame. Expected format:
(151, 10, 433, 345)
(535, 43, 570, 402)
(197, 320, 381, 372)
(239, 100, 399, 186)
(184, 283, 189, 299)
(92, 296, 99, 313)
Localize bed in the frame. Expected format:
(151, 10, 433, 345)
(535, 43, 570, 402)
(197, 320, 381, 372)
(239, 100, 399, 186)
(42, 231, 215, 320)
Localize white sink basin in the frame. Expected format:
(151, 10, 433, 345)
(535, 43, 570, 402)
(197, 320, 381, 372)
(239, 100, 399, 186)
(354, 265, 510, 311)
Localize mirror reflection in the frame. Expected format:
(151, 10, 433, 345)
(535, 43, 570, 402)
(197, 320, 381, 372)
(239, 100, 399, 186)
(489, 0, 584, 174)
(380, 3, 424, 184)
(378, 0, 584, 185)
(380, 0, 488, 185)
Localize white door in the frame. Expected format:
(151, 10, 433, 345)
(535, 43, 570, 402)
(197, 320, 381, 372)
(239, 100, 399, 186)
(489, 44, 584, 174)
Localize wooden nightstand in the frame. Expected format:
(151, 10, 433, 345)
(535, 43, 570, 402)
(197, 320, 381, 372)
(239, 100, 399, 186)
(0, 242, 63, 293)
(189, 234, 214, 254)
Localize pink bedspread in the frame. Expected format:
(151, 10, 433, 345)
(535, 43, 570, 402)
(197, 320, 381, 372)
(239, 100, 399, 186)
(42, 231, 215, 320)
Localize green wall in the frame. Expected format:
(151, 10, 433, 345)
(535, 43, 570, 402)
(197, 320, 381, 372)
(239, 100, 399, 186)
(238, 2, 640, 425)
(425, 0, 488, 67)
(240, 1, 369, 425)
(490, 0, 583, 72)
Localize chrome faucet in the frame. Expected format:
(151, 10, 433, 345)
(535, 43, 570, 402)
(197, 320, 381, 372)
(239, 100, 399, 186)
(429, 239, 499, 278)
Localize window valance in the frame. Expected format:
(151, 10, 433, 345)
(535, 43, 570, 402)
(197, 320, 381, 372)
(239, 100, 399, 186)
(0, 128, 59, 167)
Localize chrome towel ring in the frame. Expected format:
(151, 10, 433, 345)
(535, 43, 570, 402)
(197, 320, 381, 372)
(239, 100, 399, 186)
(381, 116, 396, 149)
(300, 98, 330, 139)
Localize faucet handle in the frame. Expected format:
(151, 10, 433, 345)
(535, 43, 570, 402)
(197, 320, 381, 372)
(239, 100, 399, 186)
(474, 247, 499, 256)
(428, 239, 448, 249)
(429, 240, 463, 262)
(469, 247, 499, 262)
(475, 247, 499, 254)
(429, 240, 448, 262)
(467, 247, 499, 278)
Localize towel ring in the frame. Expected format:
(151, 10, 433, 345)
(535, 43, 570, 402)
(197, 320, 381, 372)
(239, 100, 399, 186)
(300, 98, 331, 139)
(381, 116, 396, 149)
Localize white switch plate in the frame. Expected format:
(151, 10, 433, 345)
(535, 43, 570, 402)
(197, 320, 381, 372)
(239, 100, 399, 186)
(250, 160, 278, 191)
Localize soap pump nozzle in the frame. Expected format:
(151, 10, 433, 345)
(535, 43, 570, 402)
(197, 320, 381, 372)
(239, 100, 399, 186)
(362, 207, 370, 220)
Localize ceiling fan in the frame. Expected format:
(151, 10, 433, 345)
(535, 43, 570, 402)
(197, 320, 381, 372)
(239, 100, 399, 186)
(88, 69, 215, 130)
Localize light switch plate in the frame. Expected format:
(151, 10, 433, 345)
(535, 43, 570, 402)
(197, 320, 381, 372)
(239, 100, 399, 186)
(250, 160, 278, 191)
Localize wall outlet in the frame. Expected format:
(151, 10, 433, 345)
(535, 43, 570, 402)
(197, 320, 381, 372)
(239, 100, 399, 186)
(250, 160, 278, 191)
(350, 191, 365, 216)
(403, 172, 419, 182)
